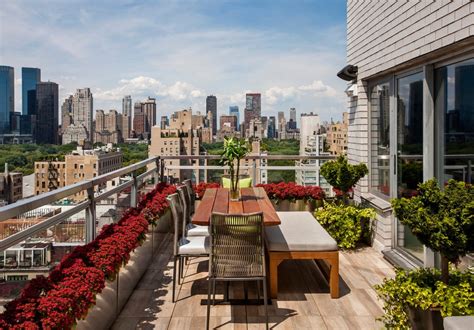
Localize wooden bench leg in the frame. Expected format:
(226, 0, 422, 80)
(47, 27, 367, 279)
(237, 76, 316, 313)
(328, 253, 339, 299)
(269, 255, 282, 299)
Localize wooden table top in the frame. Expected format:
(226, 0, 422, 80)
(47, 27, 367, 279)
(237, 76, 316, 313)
(192, 187, 281, 226)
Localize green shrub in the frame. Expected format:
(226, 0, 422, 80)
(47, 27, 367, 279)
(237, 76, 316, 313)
(320, 155, 368, 202)
(314, 203, 376, 249)
(391, 179, 474, 282)
(375, 268, 474, 329)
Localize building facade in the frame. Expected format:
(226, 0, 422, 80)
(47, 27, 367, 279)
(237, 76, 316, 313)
(0, 66, 14, 134)
(71, 88, 93, 142)
(0, 167, 22, 205)
(345, 0, 474, 267)
(206, 95, 217, 136)
(327, 112, 348, 155)
(229, 106, 240, 130)
(35, 82, 59, 144)
(244, 93, 261, 134)
(122, 95, 132, 138)
(22, 67, 41, 116)
(94, 109, 123, 144)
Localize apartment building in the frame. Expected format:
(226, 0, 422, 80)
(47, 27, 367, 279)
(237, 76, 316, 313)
(326, 112, 348, 155)
(35, 146, 122, 202)
(344, 0, 474, 267)
(0, 166, 22, 205)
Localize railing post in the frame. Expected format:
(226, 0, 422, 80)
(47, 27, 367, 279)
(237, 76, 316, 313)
(154, 157, 160, 185)
(252, 159, 257, 186)
(160, 159, 165, 183)
(85, 186, 96, 243)
(130, 171, 138, 208)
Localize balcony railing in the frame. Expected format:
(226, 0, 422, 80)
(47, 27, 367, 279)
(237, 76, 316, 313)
(0, 154, 335, 254)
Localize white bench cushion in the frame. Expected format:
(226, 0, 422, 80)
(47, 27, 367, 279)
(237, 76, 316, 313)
(444, 316, 474, 330)
(265, 211, 338, 252)
(186, 223, 209, 236)
(178, 236, 210, 255)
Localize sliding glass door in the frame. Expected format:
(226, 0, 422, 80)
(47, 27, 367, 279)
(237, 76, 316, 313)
(395, 72, 424, 261)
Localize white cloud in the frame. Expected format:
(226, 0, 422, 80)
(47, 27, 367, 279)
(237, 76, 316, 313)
(265, 86, 299, 105)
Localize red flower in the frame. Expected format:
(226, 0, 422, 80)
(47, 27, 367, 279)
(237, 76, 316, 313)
(256, 182, 325, 201)
(194, 182, 220, 200)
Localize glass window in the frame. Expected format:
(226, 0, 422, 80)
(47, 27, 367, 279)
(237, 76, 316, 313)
(396, 72, 424, 262)
(370, 81, 391, 197)
(435, 58, 474, 185)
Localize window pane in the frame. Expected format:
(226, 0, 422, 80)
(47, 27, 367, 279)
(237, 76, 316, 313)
(370, 82, 391, 197)
(397, 72, 424, 262)
(435, 58, 474, 185)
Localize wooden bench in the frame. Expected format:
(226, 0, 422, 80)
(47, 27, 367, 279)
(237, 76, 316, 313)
(265, 211, 339, 299)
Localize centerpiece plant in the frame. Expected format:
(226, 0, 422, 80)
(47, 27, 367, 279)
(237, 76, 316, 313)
(376, 179, 474, 329)
(219, 137, 249, 200)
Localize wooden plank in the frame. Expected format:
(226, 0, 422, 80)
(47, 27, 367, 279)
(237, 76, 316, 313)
(240, 187, 260, 213)
(254, 187, 281, 226)
(192, 188, 217, 226)
(212, 188, 229, 214)
(228, 199, 244, 214)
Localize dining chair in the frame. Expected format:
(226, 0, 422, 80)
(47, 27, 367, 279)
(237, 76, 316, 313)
(205, 212, 268, 330)
(177, 186, 209, 237)
(167, 193, 210, 302)
(182, 179, 196, 214)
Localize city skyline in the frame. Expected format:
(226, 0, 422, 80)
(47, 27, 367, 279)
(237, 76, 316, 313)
(1, 0, 347, 122)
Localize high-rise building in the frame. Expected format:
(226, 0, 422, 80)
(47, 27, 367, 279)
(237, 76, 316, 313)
(35, 82, 59, 144)
(61, 96, 73, 133)
(122, 95, 132, 138)
(141, 97, 156, 140)
(160, 116, 169, 129)
(288, 107, 297, 129)
(206, 95, 217, 135)
(244, 93, 261, 134)
(229, 106, 239, 130)
(268, 116, 276, 139)
(327, 112, 348, 155)
(22, 68, 41, 116)
(72, 88, 93, 142)
(277, 111, 286, 140)
(133, 102, 145, 139)
(94, 109, 122, 144)
(0, 66, 14, 134)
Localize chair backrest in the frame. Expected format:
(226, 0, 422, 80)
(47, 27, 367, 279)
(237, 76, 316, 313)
(221, 175, 252, 189)
(177, 186, 191, 228)
(182, 179, 195, 213)
(209, 212, 265, 279)
(167, 193, 185, 256)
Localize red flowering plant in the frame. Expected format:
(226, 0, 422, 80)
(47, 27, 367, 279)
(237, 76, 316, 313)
(141, 184, 176, 225)
(256, 182, 325, 203)
(194, 182, 220, 200)
(0, 183, 175, 329)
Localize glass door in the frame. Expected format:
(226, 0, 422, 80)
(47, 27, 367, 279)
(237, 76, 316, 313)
(394, 72, 424, 262)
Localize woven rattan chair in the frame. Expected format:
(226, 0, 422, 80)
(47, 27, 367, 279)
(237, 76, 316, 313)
(205, 212, 268, 330)
(167, 193, 210, 302)
(177, 186, 209, 237)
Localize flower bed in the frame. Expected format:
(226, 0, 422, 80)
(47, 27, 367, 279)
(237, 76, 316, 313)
(256, 182, 325, 211)
(0, 183, 176, 329)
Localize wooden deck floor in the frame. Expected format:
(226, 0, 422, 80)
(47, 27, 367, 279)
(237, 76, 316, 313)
(112, 234, 394, 329)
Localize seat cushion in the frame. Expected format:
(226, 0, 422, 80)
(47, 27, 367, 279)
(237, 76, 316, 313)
(265, 211, 338, 251)
(178, 236, 210, 255)
(222, 177, 231, 189)
(444, 316, 474, 330)
(186, 223, 209, 236)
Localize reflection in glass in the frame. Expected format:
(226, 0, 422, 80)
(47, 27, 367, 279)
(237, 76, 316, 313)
(435, 59, 474, 185)
(396, 72, 424, 261)
(370, 83, 391, 197)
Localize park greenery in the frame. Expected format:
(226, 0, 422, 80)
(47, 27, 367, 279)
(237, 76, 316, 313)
(0, 143, 149, 175)
(202, 139, 299, 183)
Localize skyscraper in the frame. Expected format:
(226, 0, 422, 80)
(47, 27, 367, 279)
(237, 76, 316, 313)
(122, 95, 132, 138)
(61, 95, 73, 133)
(72, 88, 93, 142)
(206, 95, 217, 135)
(133, 102, 146, 139)
(22, 67, 41, 116)
(35, 82, 59, 144)
(0, 66, 14, 134)
(268, 116, 276, 139)
(288, 107, 297, 129)
(244, 93, 261, 134)
(141, 97, 156, 139)
(229, 106, 239, 130)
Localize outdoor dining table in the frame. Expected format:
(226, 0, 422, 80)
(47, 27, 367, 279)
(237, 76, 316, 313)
(192, 187, 281, 226)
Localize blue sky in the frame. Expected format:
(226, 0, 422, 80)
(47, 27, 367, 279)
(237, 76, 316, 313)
(0, 0, 348, 122)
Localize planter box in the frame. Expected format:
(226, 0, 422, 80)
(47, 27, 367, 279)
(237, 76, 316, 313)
(271, 199, 321, 212)
(76, 230, 156, 330)
(407, 307, 443, 330)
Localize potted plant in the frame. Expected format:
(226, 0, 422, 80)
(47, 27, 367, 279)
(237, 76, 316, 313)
(219, 137, 249, 200)
(376, 179, 474, 329)
(320, 155, 368, 204)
